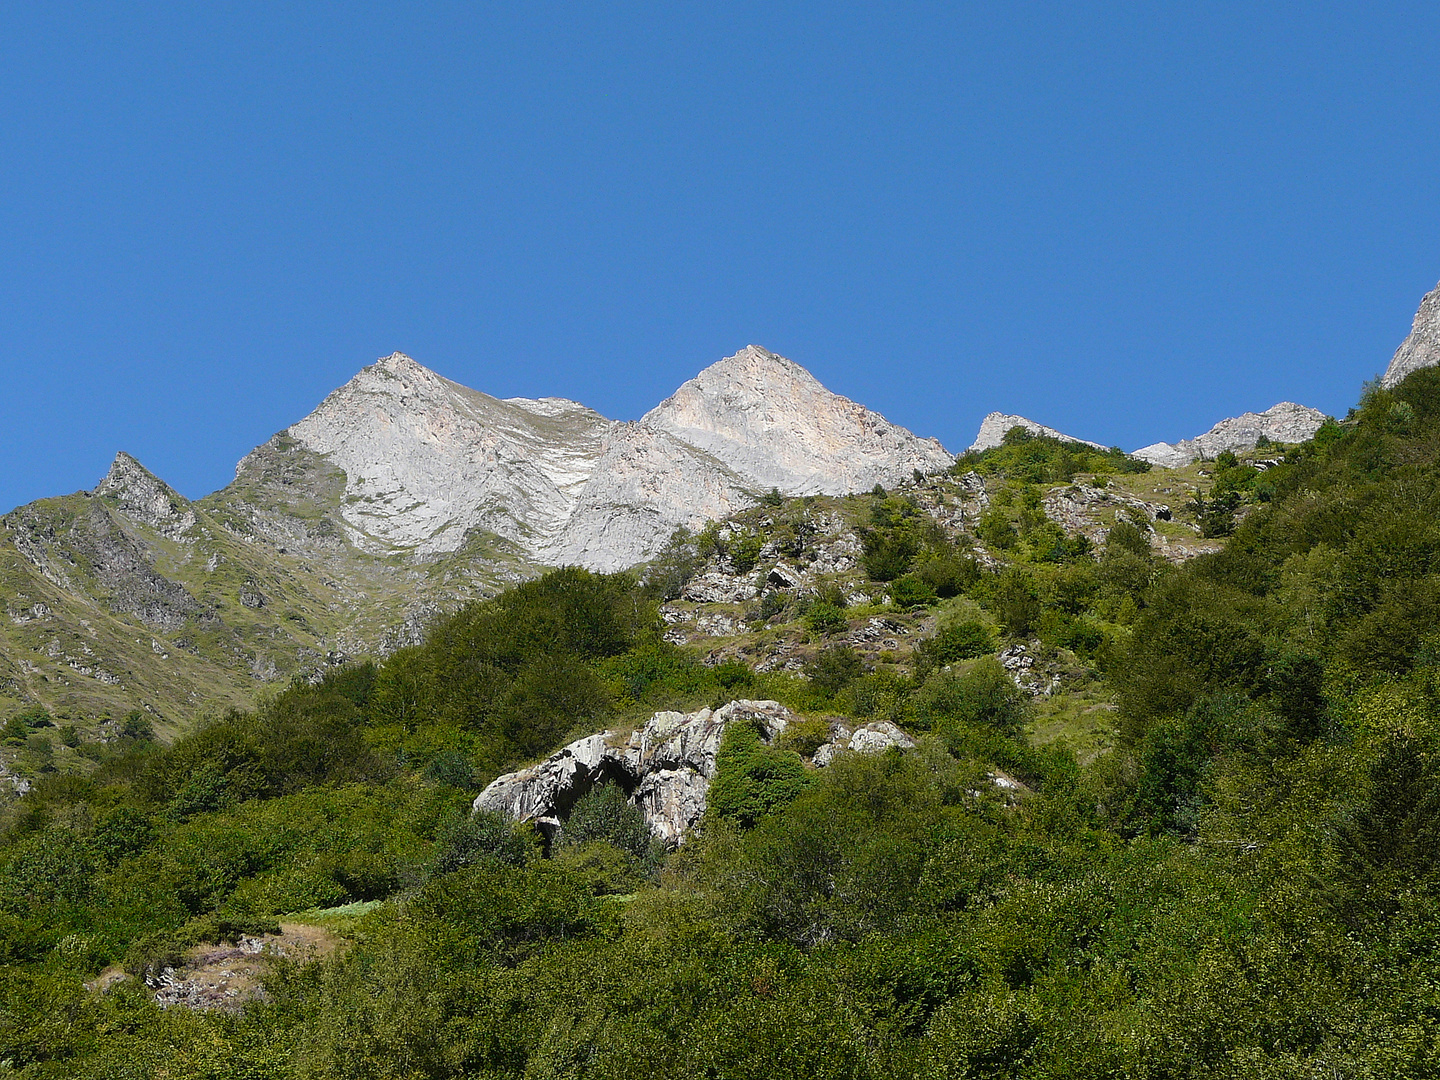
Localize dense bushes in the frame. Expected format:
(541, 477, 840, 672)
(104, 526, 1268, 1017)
(13, 377, 1440, 1076)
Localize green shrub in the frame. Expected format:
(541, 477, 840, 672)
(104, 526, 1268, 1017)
(560, 783, 653, 861)
(889, 574, 938, 608)
(805, 602, 848, 637)
(777, 716, 832, 757)
(921, 620, 995, 665)
(806, 646, 863, 696)
(707, 722, 813, 828)
(914, 656, 1029, 739)
(432, 810, 534, 875)
(731, 532, 764, 573)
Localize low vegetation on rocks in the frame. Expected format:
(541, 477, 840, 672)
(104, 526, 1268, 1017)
(6, 372, 1440, 1076)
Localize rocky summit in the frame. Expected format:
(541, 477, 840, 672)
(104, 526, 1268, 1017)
(285, 347, 953, 572)
(968, 413, 1109, 453)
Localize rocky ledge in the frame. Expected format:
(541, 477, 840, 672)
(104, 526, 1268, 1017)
(473, 699, 915, 844)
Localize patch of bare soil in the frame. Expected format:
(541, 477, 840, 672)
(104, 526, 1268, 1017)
(94, 921, 343, 1012)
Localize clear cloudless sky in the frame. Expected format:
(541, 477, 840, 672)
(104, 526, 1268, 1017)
(3, 2, 1440, 512)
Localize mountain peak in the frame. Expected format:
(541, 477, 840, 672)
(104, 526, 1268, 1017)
(643, 346, 952, 496)
(1131, 401, 1328, 468)
(94, 452, 196, 537)
(1382, 281, 1440, 389)
(687, 345, 824, 397)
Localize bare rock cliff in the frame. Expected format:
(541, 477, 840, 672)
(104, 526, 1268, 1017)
(282, 347, 954, 571)
(1382, 280, 1440, 389)
(645, 346, 955, 494)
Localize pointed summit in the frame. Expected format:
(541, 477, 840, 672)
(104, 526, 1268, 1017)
(1382, 281, 1440, 389)
(94, 452, 196, 538)
(643, 346, 953, 494)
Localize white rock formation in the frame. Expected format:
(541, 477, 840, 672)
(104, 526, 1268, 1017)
(968, 413, 1109, 453)
(1382, 280, 1440, 389)
(645, 346, 954, 493)
(282, 353, 613, 558)
(473, 699, 915, 843)
(279, 347, 954, 571)
(1131, 402, 1327, 467)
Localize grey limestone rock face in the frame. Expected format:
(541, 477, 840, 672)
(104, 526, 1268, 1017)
(280, 347, 954, 573)
(473, 699, 913, 844)
(1131, 401, 1328, 467)
(285, 353, 614, 558)
(968, 413, 1108, 453)
(1382, 280, 1440, 389)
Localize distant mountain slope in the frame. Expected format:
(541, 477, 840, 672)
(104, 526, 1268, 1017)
(0, 345, 954, 720)
(1132, 402, 1327, 467)
(282, 346, 954, 572)
(968, 413, 1109, 453)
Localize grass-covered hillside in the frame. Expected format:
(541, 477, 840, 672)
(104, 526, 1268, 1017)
(6, 376, 1440, 1077)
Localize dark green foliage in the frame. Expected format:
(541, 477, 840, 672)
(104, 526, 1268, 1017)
(805, 645, 863, 696)
(731, 531, 764, 573)
(986, 567, 1042, 638)
(861, 526, 920, 580)
(804, 601, 848, 636)
(776, 716, 831, 757)
(432, 809, 534, 875)
(913, 547, 980, 597)
(423, 749, 477, 790)
(920, 620, 995, 666)
(954, 427, 1150, 483)
(889, 573, 937, 607)
(645, 526, 702, 600)
(559, 783, 652, 859)
(120, 708, 155, 741)
(914, 656, 1029, 740)
(977, 506, 1019, 550)
(707, 721, 813, 828)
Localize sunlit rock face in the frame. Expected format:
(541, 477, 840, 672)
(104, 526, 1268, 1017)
(283, 347, 954, 570)
(1382, 280, 1440, 389)
(1132, 402, 1328, 468)
(473, 700, 916, 844)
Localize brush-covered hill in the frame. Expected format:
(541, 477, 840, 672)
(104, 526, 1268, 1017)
(4, 364, 1440, 1077)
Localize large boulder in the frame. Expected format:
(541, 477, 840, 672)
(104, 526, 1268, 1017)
(473, 699, 912, 844)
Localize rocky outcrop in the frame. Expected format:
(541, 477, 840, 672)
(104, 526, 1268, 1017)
(968, 413, 1108, 453)
(1382, 280, 1440, 389)
(282, 348, 954, 572)
(94, 452, 197, 540)
(1132, 402, 1327, 467)
(473, 700, 915, 843)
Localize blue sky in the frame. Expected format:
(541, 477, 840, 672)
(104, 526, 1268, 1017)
(3, 3, 1439, 512)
